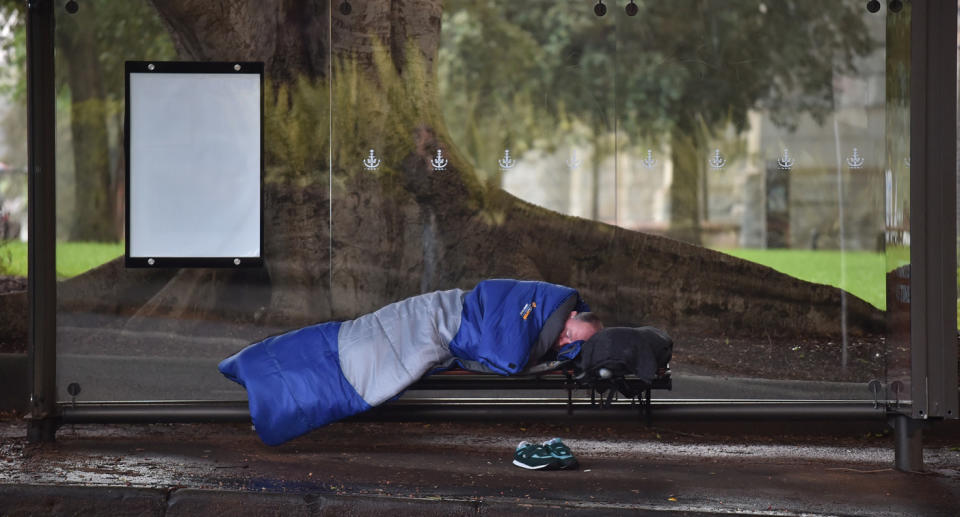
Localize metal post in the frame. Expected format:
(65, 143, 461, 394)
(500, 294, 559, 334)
(910, 0, 959, 423)
(891, 414, 924, 473)
(25, 0, 59, 443)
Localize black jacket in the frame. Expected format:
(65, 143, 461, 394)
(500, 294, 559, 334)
(574, 326, 673, 384)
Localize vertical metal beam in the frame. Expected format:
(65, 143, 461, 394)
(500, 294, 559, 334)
(891, 414, 925, 472)
(26, 0, 58, 443)
(910, 0, 959, 422)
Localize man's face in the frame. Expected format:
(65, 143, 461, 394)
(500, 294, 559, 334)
(553, 312, 599, 350)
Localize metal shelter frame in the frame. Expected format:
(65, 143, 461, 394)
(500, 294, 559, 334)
(24, 0, 958, 472)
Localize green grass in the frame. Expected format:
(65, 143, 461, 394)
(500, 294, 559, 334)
(718, 248, 960, 327)
(716, 248, 891, 310)
(0, 240, 123, 279)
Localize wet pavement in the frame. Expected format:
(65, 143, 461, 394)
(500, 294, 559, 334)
(1, 416, 960, 516)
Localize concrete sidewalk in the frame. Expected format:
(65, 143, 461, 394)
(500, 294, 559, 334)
(1, 417, 959, 516)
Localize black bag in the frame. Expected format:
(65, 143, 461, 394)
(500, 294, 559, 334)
(573, 326, 673, 398)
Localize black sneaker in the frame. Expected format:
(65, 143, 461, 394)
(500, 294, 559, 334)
(543, 438, 579, 470)
(513, 441, 562, 470)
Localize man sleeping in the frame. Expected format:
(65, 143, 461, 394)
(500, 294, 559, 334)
(218, 279, 603, 445)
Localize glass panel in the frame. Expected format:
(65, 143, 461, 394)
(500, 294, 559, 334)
(613, 0, 900, 400)
(53, 1, 321, 402)
(48, 0, 911, 405)
(0, 5, 27, 359)
(885, 2, 911, 405)
(328, 0, 619, 402)
(330, 0, 617, 314)
(328, 0, 907, 404)
(439, 1, 618, 224)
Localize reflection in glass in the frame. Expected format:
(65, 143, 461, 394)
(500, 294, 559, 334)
(434, 0, 901, 399)
(11, 0, 915, 404)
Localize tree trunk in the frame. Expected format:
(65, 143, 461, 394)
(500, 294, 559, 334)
(668, 126, 702, 245)
(60, 0, 885, 362)
(58, 1, 116, 242)
(589, 131, 602, 221)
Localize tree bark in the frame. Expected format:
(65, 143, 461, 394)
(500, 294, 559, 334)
(60, 0, 885, 355)
(668, 126, 702, 245)
(58, 1, 116, 241)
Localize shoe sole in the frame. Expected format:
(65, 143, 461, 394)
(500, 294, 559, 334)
(512, 459, 558, 470)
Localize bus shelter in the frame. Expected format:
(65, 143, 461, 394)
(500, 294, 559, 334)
(21, 0, 957, 472)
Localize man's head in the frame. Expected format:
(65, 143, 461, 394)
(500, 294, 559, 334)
(553, 311, 603, 350)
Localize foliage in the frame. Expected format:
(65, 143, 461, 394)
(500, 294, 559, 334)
(0, 1, 175, 101)
(439, 0, 874, 153)
(0, 1, 175, 242)
(268, 37, 451, 184)
(0, 2, 25, 100)
(264, 78, 331, 184)
(53, 0, 175, 99)
(438, 0, 876, 229)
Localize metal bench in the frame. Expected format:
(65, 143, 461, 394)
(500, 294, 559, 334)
(410, 366, 672, 423)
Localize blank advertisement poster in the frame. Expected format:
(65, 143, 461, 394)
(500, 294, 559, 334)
(125, 61, 263, 268)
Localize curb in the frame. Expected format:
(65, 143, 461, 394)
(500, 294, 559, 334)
(0, 485, 166, 517)
(0, 484, 755, 517)
(1, 486, 483, 517)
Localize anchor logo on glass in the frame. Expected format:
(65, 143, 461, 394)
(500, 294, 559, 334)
(708, 149, 726, 170)
(641, 149, 658, 169)
(362, 149, 381, 171)
(431, 149, 448, 171)
(777, 148, 794, 171)
(846, 148, 865, 169)
(498, 149, 516, 171)
(566, 152, 581, 170)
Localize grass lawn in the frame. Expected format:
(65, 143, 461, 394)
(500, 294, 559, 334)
(721, 248, 960, 327)
(0, 240, 124, 279)
(717, 248, 893, 310)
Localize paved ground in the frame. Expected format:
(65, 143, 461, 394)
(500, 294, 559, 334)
(2, 416, 960, 516)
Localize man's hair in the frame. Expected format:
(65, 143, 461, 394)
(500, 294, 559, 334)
(573, 311, 603, 330)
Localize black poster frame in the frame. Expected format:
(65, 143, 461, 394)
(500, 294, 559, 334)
(123, 60, 265, 269)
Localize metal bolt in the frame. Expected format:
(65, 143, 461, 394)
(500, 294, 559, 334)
(594, 1, 606, 17)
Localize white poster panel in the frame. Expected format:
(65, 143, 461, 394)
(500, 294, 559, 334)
(127, 63, 261, 266)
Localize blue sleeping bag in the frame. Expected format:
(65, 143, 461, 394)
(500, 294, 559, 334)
(218, 279, 588, 445)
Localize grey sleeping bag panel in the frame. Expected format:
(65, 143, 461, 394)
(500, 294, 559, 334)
(337, 288, 464, 406)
